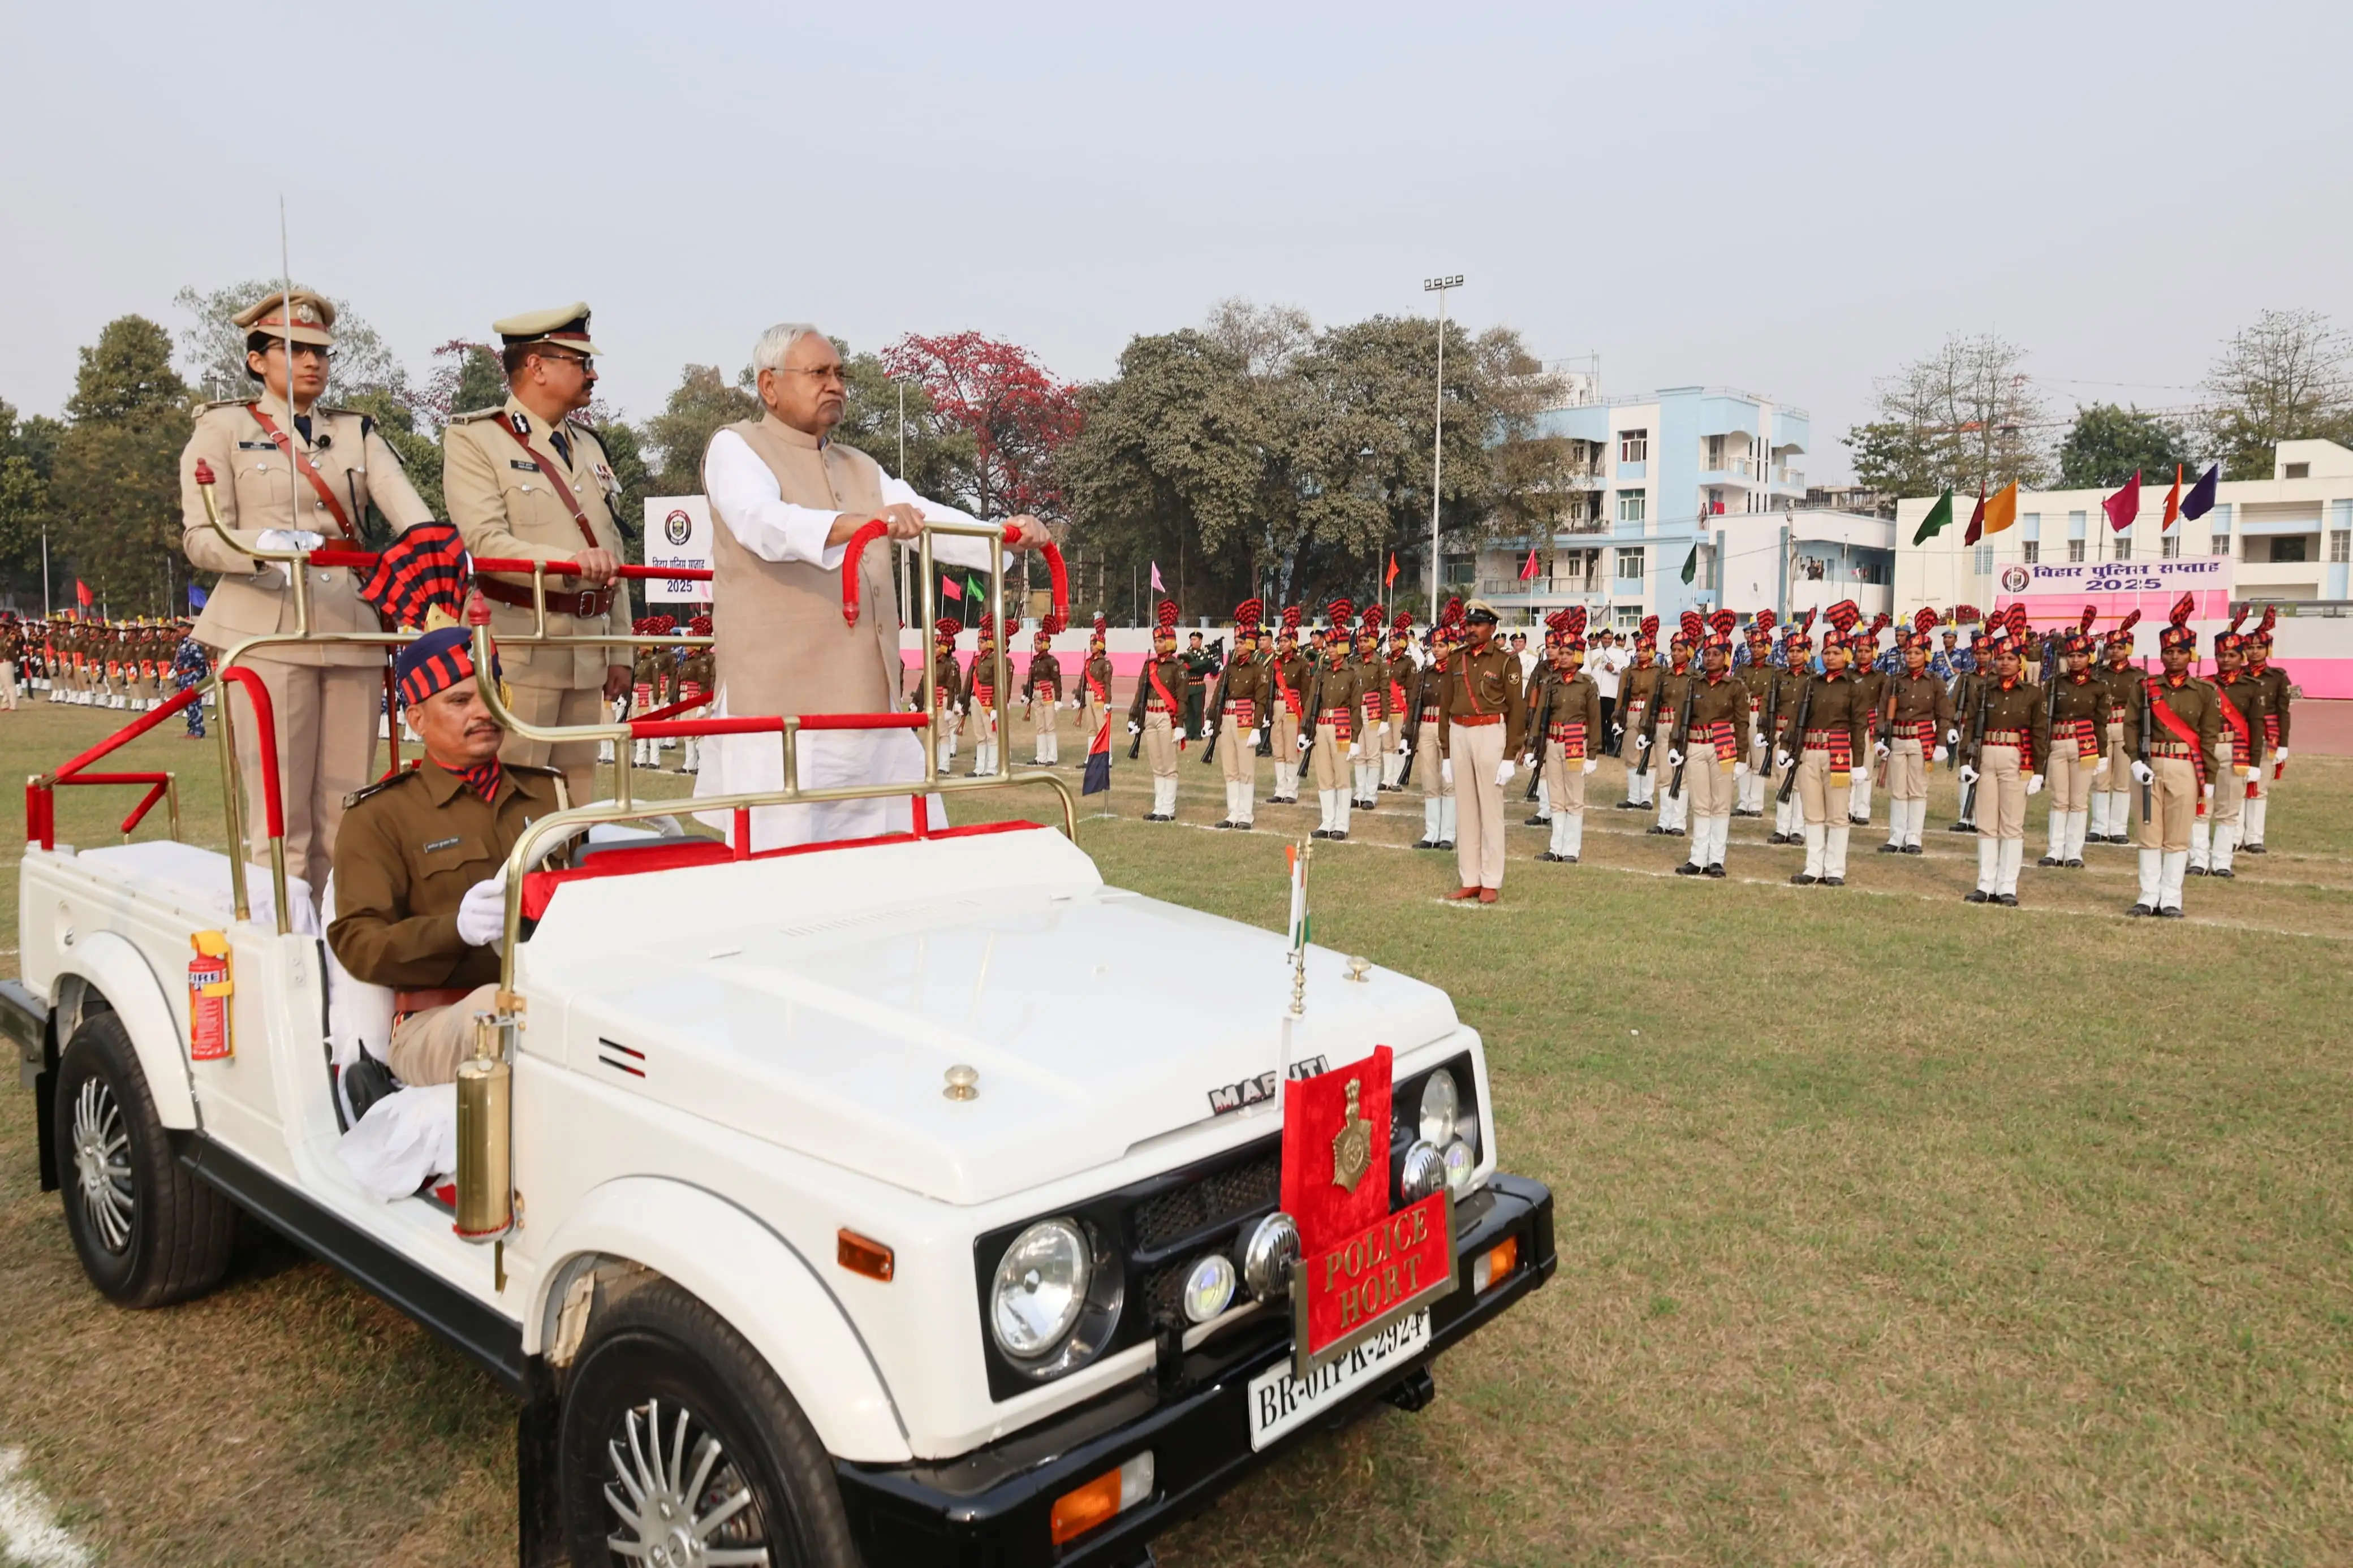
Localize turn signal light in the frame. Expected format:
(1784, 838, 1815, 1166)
(1049, 1452, 1154, 1545)
(837, 1229, 894, 1282)
(1472, 1235, 1519, 1294)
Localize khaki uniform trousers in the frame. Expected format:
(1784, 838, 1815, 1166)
(934, 699, 962, 763)
(2136, 754, 2196, 853)
(1270, 705, 1299, 756)
(0, 659, 16, 708)
(1540, 740, 1585, 814)
(501, 684, 607, 807)
(231, 656, 380, 896)
(1449, 720, 1508, 891)
(1309, 722, 1351, 792)
(1975, 743, 2028, 840)
(1794, 748, 1854, 827)
(1030, 694, 1058, 753)
(2210, 751, 2249, 832)
(1219, 714, 1255, 783)
(387, 983, 501, 1087)
(2048, 726, 2099, 812)
(1143, 711, 1178, 777)
(1885, 737, 1928, 800)
(1685, 741, 1736, 818)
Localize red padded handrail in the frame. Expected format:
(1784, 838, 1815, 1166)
(626, 710, 928, 741)
(839, 522, 1067, 629)
(217, 666, 284, 840)
(303, 546, 710, 584)
(27, 686, 203, 849)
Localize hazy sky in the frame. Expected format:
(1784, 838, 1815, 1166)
(6, 0, 2347, 482)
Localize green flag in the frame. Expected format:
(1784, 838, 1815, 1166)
(1912, 487, 1955, 546)
(966, 572, 988, 610)
(1680, 543, 1698, 584)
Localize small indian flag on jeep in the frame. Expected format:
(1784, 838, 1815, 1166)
(1285, 842, 1310, 955)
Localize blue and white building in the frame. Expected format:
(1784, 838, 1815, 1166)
(1455, 385, 1894, 630)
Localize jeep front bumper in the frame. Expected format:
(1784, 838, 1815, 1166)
(835, 1172, 1553, 1566)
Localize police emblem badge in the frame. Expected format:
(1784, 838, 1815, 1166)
(1330, 1078, 1372, 1192)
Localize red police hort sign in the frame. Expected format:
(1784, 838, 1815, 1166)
(1994, 558, 2233, 625)
(1278, 1046, 1459, 1378)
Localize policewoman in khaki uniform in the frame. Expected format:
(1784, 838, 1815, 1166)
(178, 288, 436, 896)
(442, 304, 632, 804)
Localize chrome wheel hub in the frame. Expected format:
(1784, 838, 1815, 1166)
(604, 1397, 771, 1566)
(71, 1077, 133, 1254)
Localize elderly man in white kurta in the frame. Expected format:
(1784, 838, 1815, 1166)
(695, 322, 1050, 849)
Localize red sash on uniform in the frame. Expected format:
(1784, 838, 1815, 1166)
(1901, 718, 1937, 749)
(1547, 719, 1587, 758)
(1696, 719, 1738, 757)
(2215, 681, 2255, 796)
(2145, 678, 2210, 792)
(243, 405, 359, 541)
(1274, 661, 1301, 717)
(1227, 697, 1256, 729)
(1147, 662, 1186, 750)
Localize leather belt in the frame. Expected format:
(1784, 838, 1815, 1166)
(393, 986, 473, 1023)
(1983, 729, 2029, 744)
(475, 576, 613, 619)
(2149, 741, 2195, 758)
(1450, 712, 1502, 726)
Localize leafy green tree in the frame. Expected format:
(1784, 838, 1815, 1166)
(45, 317, 192, 613)
(591, 420, 652, 557)
(642, 365, 760, 496)
(2199, 308, 2353, 480)
(1852, 333, 2049, 498)
(2055, 403, 2192, 489)
(1844, 419, 1945, 499)
(66, 316, 188, 425)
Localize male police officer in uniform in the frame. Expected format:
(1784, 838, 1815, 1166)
(1023, 617, 1064, 766)
(1435, 598, 1525, 904)
(1130, 602, 1187, 820)
(327, 626, 564, 1087)
(180, 288, 436, 896)
(443, 304, 632, 805)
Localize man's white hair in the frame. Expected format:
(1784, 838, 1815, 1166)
(752, 322, 829, 376)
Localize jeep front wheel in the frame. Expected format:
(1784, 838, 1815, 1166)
(559, 1277, 858, 1568)
(52, 1009, 235, 1306)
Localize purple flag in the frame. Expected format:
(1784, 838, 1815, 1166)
(2180, 462, 2220, 522)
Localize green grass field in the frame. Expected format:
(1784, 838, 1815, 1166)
(1, 699, 2348, 1565)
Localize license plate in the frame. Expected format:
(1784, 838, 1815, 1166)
(1245, 1309, 1429, 1450)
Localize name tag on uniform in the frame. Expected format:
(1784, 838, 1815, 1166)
(423, 836, 462, 853)
(509, 460, 541, 473)
(237, 440, 275, 450)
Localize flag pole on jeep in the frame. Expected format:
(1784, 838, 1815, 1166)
(1277, 839, 1312, 1118)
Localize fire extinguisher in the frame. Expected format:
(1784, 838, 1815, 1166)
(188, 930, 233, 1061)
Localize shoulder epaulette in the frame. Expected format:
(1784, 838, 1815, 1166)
(200, 397, 258, 413)
(342, 766, 423, 811)
(446, 407, 503, 426)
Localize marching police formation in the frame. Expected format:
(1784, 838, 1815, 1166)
(1087, 591, 2295, 915)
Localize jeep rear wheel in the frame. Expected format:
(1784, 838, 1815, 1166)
(53, 1009, 235, 1306)
(559, 1277, 857, 1568)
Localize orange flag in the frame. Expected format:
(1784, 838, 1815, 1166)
(2160, 464, 2183, 531)
(1983, 481, 2020, 535)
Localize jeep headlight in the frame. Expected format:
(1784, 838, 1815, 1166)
(1417, 1069, 1461, 1146)
(991, 1219, 1091, 1359)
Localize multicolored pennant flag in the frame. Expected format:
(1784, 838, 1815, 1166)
(1912, 487, 1955, 545)
(1963, 481, 1989, 546)
(1984, 481, 2020, 535)
(2160, 464, 2183, 531)
(2103, 470, 2141, 533)
(1083, 708, 1111, 795)
(2181, 462, 2220, 521)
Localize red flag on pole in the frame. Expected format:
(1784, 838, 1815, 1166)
(2104, 470, 2141, 533)
(2160, 464, 2183, 531)
(1519, 548, 1541, 582)
(1384, 552, 1399, 588)
(74, 580, 92, 608)
(1962, 480, 1988, 546)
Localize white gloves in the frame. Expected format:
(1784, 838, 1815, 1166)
(1873, 740, 1890, 760)
(1254, 728, 1267, 748)
(2239, 763, 2259, 779)
(2026, 774, 2044, 797)
(1397, 740, 1411, 756)
(1666, 749, 1684, 770)
(255, 529, 325, 554)
(1582, 758, 1599, 775)
(2276, 746, 2290, 764)
(1127, 720, 1140, 736)
(1441, 758, 1454, 786)
(2093, 757, 2108, 779)
(455, 869, 509, 952)
(1932, 745, 1950, 763)
(1733, 759, 1749, 779)
(2201, 782, 2213, 800)
(1635, 733, 1650, 750)
(1773, 751, 1791, 772)
(1946, 727, 1960, 746)
(1495, 759, 1518, 788)
(1959, 764, 1980, 785)
(2130, 760, 2154, 785)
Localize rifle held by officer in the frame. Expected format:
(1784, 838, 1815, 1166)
(2137, 675, 2153, 824)
(1774, 675, 1815, 806)
(1522, 672, 1556, 802)
(1200, 660, 1233, 766)
(1958, 679, 1992, 822)
(1666, 672, 1700, 800)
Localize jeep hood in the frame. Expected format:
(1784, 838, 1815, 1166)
(521, 827, 1459, 1204)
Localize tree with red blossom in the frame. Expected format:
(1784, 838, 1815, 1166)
(880, 332, 1083, 521)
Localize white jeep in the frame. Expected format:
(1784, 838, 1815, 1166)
(10, 647, 1552, 1568)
